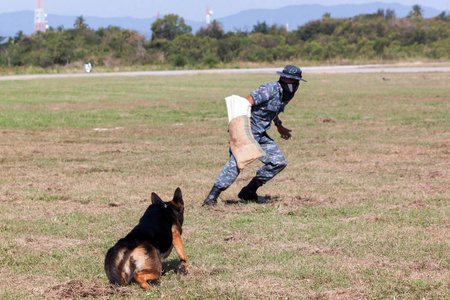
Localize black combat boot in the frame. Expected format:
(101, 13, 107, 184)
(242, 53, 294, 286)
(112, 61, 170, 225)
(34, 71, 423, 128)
(238, 177, 266, 203)
(202, 186, 222, 207)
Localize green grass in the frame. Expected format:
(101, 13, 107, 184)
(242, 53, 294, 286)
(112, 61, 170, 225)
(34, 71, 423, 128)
(0, 71, 449, 299)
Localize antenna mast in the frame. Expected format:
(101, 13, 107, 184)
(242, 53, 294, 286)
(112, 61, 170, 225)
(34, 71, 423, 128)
(34, 0, 48, 33)
(206, 6, 213, 28)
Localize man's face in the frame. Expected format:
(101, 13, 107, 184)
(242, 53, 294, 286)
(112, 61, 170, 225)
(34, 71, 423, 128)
(279, 77, 300, 102)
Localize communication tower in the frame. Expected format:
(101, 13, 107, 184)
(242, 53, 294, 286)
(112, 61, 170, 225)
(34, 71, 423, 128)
(34, 0, 48, 33)
(206, 7, 213, 28)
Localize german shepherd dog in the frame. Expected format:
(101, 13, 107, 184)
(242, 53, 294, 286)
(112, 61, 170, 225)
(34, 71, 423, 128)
(104, 187, 187, 290)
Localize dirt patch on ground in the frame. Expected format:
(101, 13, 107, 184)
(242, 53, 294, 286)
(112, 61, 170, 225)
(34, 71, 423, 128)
(281, 195, 326, 207)
(401, 199, 431, 209)
(0, 271, 60, 297)
(317, 117, 337, 123)
(15, 236, 86, 252)
(278, 242, 341, 256)
(45, 279, 136, 299)
(0, 199, 117, 221)
(187, 265, 233, 277)
(310, 288, 367, 300)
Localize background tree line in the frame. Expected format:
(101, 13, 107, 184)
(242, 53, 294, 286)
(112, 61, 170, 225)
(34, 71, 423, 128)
(0, 5, 449, 69)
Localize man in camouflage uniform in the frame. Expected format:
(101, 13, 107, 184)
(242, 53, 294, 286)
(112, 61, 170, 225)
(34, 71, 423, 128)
(202, 65, 307, 206)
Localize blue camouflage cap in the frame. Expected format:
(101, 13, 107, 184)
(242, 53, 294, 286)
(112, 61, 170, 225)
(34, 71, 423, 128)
(276, 65, 307, 82)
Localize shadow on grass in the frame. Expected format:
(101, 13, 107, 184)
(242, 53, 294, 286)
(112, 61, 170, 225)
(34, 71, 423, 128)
(224, 195, 277, 205)
(162, 258, 183, 275)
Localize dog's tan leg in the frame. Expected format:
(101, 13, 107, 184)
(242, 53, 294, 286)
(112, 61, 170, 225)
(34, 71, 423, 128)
(172, 226, 188, 274)
(134, 270, 161, 290)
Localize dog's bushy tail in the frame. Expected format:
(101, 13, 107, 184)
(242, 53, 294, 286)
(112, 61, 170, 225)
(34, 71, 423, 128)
(104, 240, 136, 286)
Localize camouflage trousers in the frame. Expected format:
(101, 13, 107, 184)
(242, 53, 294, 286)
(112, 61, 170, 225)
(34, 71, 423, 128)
(214, 132, 287, 191)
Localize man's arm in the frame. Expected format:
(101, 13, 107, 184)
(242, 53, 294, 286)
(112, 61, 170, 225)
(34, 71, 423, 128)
(248, 95, 292, 140)
(273, 116, 281, 126)
(246, 95, 255, 105)
(273, 116, 293, 140)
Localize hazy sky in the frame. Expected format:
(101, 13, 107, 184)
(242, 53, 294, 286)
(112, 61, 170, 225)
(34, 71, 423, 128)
(1, 0, 448, 20)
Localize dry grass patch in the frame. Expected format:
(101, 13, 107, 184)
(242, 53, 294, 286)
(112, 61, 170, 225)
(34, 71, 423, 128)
(0, 271, 60, 298)
(45, 279, 136, 299)
(15, 236, 86, 252)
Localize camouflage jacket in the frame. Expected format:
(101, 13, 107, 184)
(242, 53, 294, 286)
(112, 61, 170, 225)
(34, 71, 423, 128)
(250, 81, 290, 135)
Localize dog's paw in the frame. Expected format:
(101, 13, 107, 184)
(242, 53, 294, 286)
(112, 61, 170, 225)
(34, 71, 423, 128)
(178, 263, 187, 275)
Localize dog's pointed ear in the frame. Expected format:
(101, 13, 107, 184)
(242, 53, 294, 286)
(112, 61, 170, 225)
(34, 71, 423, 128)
(151, 192, 163, 204)
(173, 187, 183, 205)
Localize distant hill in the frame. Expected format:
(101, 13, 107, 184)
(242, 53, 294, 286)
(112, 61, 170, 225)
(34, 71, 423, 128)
(0, 3, 442, 39)
(218, 3, 441, 32)
(0, 12, 158, 38)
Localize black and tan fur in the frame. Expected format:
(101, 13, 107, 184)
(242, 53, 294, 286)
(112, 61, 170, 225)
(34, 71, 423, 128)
(104, 187, 187, 290)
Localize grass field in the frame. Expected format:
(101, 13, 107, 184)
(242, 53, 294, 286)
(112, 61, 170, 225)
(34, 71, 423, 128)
(0, 71, 448, 299)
